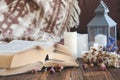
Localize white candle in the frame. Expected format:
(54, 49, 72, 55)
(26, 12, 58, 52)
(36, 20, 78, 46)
(77, 34, 88, 58)
(95, 34, 107, 46)
(64, 32, 77, 58)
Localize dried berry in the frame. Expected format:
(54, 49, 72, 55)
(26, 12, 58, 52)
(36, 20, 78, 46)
(49, 67, 55, 73)
(31, 68, 39, 74)
(90, 63, 94, 67)
(82, 64, 88, 69)
(98, 57, 103, 63)
(55, 64, 64, 72)
(99, 63, 106, 71)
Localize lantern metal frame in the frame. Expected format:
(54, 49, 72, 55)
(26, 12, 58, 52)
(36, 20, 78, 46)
(87, 0, 117, 47)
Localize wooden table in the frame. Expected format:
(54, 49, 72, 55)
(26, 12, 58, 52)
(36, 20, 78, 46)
(0, 58, 120, 80)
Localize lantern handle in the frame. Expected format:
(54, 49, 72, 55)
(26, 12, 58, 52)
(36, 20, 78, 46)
(100, 0, 109, 12)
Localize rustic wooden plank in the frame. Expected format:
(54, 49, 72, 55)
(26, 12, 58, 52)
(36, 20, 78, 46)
(70, 68, 84, 80)
(47, 68, 69, 80)
(108, 68, 120, 80)
(33, 72, 48, 80)
(0, 73, 35, 80)
(83, 70, 115, 80)
(64, 69, 71, 80)
(77, 58, 115, 80)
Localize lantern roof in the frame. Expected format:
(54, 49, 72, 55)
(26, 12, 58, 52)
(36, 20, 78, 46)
(87, 0, 117, 27)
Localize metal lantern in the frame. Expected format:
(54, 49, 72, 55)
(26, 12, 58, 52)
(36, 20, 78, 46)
(87, 0, 117, 47)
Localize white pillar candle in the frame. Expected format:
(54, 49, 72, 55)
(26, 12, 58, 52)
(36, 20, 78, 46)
(77, 34, 88, 58)
(95, 34, 107, 46)
(64, 32, 77, 58)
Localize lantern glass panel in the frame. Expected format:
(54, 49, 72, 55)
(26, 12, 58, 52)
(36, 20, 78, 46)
(110, 27, 115, 38)
(88, 26, 107, 47)
(88, 27, 96, 46)
(97, 27, 107, 35)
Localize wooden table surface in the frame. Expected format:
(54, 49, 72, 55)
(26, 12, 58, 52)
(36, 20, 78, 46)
(0, 58, 120, 80)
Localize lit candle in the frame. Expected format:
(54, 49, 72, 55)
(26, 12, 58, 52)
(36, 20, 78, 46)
(95, 34, 107, 46)
(64, 32, 77, 58)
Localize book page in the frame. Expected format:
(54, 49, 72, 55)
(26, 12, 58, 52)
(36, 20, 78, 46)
(0, 62, 43, 76)
(48, 53, 75, 62)
(0, 40, 53, 54)
(54, 44, 73, 56)
(43, 45, 79, 67)
(44, 59, 78, 67)
(0, 40, 50, 68)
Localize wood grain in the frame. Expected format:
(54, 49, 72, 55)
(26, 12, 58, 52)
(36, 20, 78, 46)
(0, 59, 120, 80)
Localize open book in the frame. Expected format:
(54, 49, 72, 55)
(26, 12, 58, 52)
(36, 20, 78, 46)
(0, 40, 78, 76)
